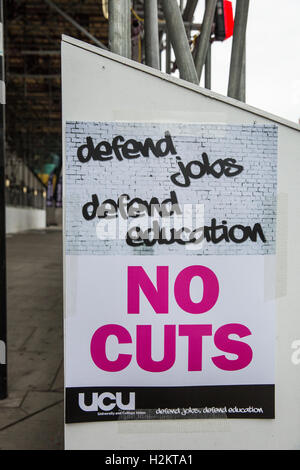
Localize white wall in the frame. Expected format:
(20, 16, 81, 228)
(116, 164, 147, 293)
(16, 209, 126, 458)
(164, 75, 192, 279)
(62, 36, 300, 450)
(6, 206, 46, 234)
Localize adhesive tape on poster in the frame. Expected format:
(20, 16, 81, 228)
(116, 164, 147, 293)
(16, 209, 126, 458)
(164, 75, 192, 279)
(117, 418, 230, 434)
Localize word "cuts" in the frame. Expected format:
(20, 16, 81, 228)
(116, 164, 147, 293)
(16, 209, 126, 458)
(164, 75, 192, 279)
(90, 265, 253, 373)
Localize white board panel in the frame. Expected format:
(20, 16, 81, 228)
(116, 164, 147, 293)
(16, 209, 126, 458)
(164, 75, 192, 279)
(62, 36, 300, 450)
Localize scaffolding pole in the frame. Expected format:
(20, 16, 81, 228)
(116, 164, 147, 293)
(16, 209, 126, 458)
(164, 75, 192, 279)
(182, 0, 199, 22)
(194, 0, 217, 83)
(108, 0, 131, 59)
(239, 43, 246, 102)
(165, 32, 171, 74)
(161, 0, 198, 84)
(227, 0, 249, 100)
(205, 43, 211, 89)
(144, 0, 160, 70)
(204, 0, 212, 89)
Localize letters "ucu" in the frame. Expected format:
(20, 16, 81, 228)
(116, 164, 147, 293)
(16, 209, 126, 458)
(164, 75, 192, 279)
(78, 392, 135, 412)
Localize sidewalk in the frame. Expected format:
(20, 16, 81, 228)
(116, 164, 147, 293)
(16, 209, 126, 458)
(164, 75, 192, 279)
(0, 227, 64, 450)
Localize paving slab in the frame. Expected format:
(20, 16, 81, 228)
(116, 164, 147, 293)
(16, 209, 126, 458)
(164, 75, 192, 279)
(0, 402, 64, 450)
(0, 407, 28, 430)
(22, 326, 63, 353)
(8, 350, 62, 391)
(0, 228, 64, 450)
(21, 390, 63, 415)
(51, 362, 64, 392)
(0, 390, 26, 408)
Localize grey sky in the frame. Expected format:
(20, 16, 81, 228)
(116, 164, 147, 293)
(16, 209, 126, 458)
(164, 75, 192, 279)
(195, 0, 300, 123)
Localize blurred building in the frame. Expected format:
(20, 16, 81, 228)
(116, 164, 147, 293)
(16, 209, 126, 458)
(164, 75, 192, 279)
(4, 0, 110, 230)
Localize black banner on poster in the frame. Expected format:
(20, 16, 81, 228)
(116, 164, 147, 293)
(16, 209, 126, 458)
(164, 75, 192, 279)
(66, 384, 274, 423)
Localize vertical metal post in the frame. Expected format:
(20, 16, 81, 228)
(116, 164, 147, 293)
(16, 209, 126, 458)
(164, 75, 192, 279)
(182, 0, 199, 22)
(205, 43, 211, 89)
(108, 0, 131, 59)
(161, 0, 198, 84)
(0, 0, 7, 400)
(239, 42, 246, 102)
(165, 32, 171, 74)
(182, 0, 198, 42)
(227, 0, 249, 100)
(144, 0, 160, 70)
(194, 0, 217, 82)
(204, 0, 212, 89)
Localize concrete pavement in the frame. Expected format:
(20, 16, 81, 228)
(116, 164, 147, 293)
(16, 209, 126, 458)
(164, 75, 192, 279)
(0, 227, 64, 450)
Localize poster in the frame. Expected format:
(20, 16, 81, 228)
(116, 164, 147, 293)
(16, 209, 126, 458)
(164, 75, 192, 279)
(64, 122, 277, 423)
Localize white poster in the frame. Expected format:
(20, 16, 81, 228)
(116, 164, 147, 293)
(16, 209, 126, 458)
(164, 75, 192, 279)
(64, 122, 277, 423)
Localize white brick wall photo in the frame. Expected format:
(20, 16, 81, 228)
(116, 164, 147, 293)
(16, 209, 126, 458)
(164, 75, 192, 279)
(64, 122, 277, 256)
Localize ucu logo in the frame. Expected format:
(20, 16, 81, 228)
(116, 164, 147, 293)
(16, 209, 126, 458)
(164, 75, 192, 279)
(78, 392, 135, 412)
